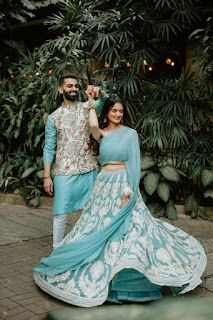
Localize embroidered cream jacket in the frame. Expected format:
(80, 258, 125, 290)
(43, 99, 106, 175)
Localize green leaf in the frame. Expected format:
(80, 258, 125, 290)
(20, 167, 36, 179)
(14, 128, 21, 139)
(189, 28, 204, 39)
(4, 163, 19, 176)
(184, 194, 194, 213)
(141, 191, 148, 203)
(34, 133, 44, 148)
(166, 199, 177, 220)
(144, 173, 160, 195)
(141, 170, 148, 179)
(141, 156, 156, 170)
(201, 169, 213, 187)
(13, 188, 20, 195)
(184, 194, 198, 217)
(159, 165, 180, 182)
(36, 170, 44, 179)
(204, 189, 213, 198)
(197, 207, 209, 220)
(28, 196, 40, 208)
(147, 202, 165, 218)
(157, 182, 170, 202)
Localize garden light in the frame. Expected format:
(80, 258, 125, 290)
(166, 58, 175, 66)
(166, 58, 172, 64)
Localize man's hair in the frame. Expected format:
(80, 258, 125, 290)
(58, 73, 78, 86)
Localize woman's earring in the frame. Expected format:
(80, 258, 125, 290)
(103, 117, 108, 124)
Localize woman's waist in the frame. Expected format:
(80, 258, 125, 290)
(101, 161, 125, 171)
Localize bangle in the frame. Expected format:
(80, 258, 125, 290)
(87, 99, 96, 111)
(43, 176, 50, 179)
(88, 105, 96, 111)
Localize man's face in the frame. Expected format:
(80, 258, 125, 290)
(59, 78, 79, 101)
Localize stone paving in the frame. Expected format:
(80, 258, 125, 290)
(0, 200, 213, 320)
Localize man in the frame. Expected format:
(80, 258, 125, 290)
(43, 74, 108, 248)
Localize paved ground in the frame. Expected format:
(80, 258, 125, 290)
(0, 200, 213, 320)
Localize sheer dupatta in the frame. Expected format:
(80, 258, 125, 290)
(33, 128, 141, 276)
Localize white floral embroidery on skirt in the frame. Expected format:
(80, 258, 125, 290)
(34, 169, 207, 307)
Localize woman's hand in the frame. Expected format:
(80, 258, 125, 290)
(85, 85, 95, 100)
(85, 85, 102, 100)
(120, 196, 130, 208)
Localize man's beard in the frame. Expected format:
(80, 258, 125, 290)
(63, 90, 79, 101)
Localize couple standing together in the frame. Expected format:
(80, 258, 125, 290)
(33, 74, 207, 307)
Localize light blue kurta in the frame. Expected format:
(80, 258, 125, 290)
(34, 127, 207, 307)
(44, 96, 108, 215)
(53, 170, 98, 214)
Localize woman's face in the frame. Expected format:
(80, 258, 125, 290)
(107, 103, 124, 125)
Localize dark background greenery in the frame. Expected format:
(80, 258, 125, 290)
(0, 0, 212, 219)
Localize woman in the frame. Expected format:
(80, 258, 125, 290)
(33, 95, 207, 307)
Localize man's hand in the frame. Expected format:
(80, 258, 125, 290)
(44, 177, 53, 196)
(93, 86, 101, 97)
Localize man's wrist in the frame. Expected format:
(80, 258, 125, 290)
(98, 90, 107, 98)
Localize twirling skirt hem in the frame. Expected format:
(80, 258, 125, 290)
(33, 249, 207, 307)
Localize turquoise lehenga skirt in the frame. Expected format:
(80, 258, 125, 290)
(34, 169, 206, 307)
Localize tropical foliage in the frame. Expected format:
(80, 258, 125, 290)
(138, 73, 212, 219)
(0, 64, 54, 206)
(0, 0, 60, 30)
(0, 0, 212, 216)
